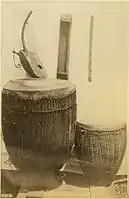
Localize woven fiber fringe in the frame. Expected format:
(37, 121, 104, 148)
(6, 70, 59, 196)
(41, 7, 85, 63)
(75, 121, 127, 185)
(111, 179, 128, 198)
(2, 88, 77, 173)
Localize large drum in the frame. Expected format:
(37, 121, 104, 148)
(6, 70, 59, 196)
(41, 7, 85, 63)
(2, 78, 76, 174)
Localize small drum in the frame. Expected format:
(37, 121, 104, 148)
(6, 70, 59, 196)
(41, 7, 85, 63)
(75, 121, 126, 185)
(2, 78, 76, 174)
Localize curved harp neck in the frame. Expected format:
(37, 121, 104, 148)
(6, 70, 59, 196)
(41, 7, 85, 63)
(21, 11, 33, 51)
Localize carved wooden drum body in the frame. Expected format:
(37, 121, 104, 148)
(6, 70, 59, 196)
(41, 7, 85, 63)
(2, 78, 76, 173)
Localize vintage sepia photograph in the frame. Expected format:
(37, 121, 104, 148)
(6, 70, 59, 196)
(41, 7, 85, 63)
(1, 1, 129, 198)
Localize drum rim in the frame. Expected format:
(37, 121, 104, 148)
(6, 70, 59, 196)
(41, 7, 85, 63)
(76, 121, 126, 132)
(2, 78, 76, 92)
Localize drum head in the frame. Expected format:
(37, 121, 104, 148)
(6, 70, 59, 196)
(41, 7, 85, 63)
(2, 78, 76, 98)
(77, 118, 126, 131)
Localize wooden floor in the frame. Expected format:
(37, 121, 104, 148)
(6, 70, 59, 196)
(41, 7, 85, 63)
(1, 167, 118, 198)
(1, 142, 128, 198)
(1, 168, 128, 198)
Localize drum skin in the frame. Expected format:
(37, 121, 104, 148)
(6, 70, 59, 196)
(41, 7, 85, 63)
(2, 78, 77, 173)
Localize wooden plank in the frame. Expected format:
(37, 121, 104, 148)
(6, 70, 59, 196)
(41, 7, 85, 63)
(43, 180, 91, 198)
(1, 193, 13, 198)
(90, 186, 114, 198)
(57, 14, 72, 80)
(26, 191, 43, 198)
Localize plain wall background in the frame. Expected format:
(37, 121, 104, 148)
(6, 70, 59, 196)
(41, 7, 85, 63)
(1, 2, 128, 174)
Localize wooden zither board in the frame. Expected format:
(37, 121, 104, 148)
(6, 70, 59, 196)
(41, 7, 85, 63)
(57, 15, 72, 80)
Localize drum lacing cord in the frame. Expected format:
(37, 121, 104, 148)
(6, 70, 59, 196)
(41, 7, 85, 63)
(2, 103, 77, 115)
